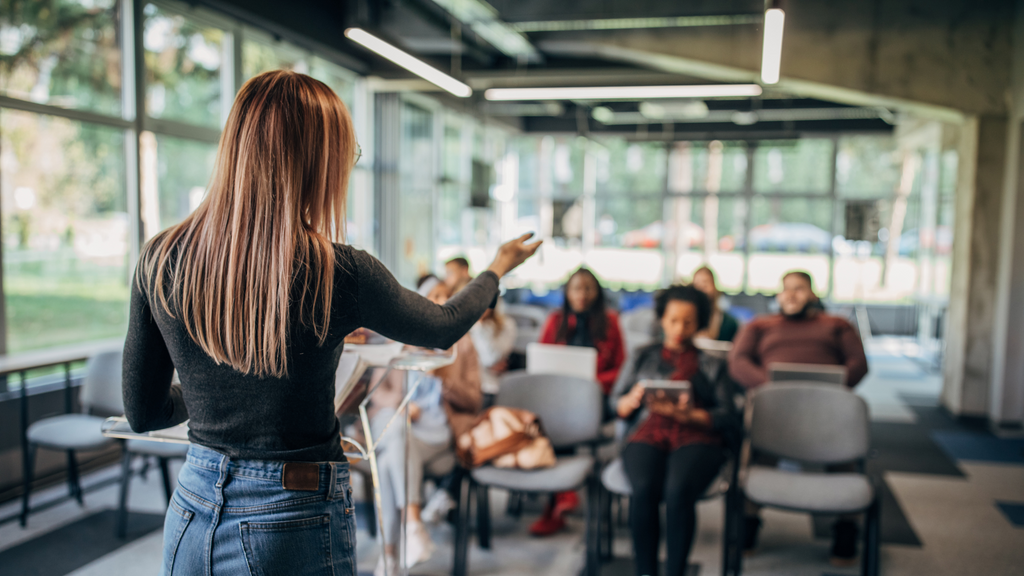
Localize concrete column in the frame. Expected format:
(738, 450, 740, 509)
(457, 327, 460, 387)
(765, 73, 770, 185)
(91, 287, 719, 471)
(989, 118, 1024, 429)
(942, 116, 1009, 418)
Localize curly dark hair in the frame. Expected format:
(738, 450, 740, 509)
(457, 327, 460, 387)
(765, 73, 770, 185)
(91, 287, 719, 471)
(654, 284, 712, 330)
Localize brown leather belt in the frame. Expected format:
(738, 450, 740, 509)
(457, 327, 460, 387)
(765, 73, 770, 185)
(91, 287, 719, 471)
(281, 462, 321, 491)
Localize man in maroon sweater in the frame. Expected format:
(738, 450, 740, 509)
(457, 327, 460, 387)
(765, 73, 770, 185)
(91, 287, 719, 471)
(728, 271, 869, 566)
(728, 271, 868, 389)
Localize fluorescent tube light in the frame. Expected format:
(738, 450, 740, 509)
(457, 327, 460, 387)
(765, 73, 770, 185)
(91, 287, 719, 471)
(761, 8, 785, 84)
(483, 84, 763, 101)
(344, 28, 472, 97)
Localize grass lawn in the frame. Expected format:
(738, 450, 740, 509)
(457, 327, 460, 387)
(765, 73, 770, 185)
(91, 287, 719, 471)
(4, 249, 129, 353)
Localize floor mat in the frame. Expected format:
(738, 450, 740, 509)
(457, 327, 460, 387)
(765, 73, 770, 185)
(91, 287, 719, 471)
(930, 431, 1024, 465)
(0, 510, 164, 576)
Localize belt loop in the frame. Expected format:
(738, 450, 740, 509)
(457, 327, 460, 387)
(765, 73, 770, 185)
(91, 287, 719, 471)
(328, 462, 339, 501)
(215, 454, 229, 489)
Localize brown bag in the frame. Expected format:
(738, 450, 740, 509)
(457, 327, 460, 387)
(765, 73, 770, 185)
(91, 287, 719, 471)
(456, 406, 556, 470)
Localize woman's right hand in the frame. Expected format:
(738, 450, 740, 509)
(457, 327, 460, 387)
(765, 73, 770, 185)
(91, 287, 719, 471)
(487, 233, 543, 278)
(616, 382, 646, 419)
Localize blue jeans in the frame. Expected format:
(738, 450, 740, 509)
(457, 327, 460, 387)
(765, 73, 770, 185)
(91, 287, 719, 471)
(161, 444, 357, 576)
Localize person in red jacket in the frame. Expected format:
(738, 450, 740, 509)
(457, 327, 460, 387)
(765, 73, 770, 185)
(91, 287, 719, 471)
(532, 267, 626, 536)
(538, 268, 626, 395)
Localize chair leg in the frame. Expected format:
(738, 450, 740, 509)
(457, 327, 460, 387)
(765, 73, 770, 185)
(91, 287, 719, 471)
(476, 483, 491, 550)
(584, 476, 601, 576)
(506, 490, 523, 518)
(66, 450, 84, 505)
(861, 498, 881, 576)
(20, 443, 37, 527)
(158, 458, 174, 503)
(727, 488, 745, 576)
(117, 449, 133, 539)
(722, 486, 742, 576)
(453, 475, 472, 576)
(600, 487, 614, 561)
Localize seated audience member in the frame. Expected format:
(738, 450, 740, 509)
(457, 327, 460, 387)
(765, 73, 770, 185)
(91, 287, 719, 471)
(727, 270, 868, 565)
(371, 280, 483, 576)
(728, 270, 868, 389)
(533, 267, 626, 536)
(691, 265, 741, 342)
(539, 267, 626, 394)
(469, 301, 517, 396)
(444, 257, 473, 292)
(611, 285, 740, 576)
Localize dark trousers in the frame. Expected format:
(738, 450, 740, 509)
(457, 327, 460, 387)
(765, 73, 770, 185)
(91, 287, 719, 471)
(622, 442, 725, 576)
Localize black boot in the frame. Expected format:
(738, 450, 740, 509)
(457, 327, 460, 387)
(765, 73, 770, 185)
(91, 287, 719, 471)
(830, 519, 859, 566)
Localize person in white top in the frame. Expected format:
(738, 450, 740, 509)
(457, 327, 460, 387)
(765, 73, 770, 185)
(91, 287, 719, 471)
(469, 300, 517, 395)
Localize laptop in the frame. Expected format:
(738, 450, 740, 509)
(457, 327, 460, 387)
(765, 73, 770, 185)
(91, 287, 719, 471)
(526, 342, 598, 381)
(767, 362, 848, 387)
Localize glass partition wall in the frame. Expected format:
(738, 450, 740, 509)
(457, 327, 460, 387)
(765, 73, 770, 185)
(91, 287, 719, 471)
(448, 134, 956, 304)
(0, 0, 368, 359)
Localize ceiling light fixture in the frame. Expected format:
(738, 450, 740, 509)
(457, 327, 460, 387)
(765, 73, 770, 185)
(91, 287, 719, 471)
(483, 84, 762, 101)
(344, 28, 472, 97)
(761, 5, 785, 84)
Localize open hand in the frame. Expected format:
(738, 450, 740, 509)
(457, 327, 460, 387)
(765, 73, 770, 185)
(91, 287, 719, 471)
(487, 233, 543, 278)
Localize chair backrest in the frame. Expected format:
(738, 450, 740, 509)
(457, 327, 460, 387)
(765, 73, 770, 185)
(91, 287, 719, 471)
(747, 382, 869, 465)
(620, 307, 656, 335)
(496, 371, 603, 450)
(79, 350, 125, 415)
(505, 304, 549, 329)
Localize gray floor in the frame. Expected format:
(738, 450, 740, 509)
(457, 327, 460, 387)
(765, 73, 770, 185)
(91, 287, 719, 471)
(2, 340, 1022, 576)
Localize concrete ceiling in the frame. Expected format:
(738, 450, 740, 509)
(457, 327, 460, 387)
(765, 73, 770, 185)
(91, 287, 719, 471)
(204, 0, 1015, 136)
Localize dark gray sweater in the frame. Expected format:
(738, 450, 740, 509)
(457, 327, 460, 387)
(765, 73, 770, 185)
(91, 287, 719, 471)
(122, 244, 499, 462)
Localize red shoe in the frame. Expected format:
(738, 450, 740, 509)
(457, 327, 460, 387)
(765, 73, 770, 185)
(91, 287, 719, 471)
(529, 511, 566, 536)
(552, 491, 579, 516)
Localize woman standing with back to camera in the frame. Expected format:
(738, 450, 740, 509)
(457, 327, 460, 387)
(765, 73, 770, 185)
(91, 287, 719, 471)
(121, 71, 540, 575)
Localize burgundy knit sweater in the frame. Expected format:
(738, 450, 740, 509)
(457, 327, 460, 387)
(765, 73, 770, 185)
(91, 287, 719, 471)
(727, 312, 868, 389)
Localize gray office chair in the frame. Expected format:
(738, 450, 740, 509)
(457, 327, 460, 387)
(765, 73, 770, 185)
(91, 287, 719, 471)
(505, 304, 549, 355)
(453, 371, 604, 576)
(600, 455, 740, 572)
(735, 382, 880, 576)
(21, 351, 123, 526)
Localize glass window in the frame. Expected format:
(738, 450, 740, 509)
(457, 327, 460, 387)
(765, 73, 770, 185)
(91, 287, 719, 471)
(552, 136, 585, 197)
(670, 141, 747, 193)
(308, 57, 354, 106)
(747, 197, 833, 293)
(835, 135, 901, 197)
(595, 140, 666, 195)
(143, 3, 225, 127)
(139, 132, 217, 237)
(939, 149, 958, 197)
(242, 36, 307, 79)
(396, 102, 434, 286)
(753, 139, 833, 194)
(0, 0, 123, 116)
(1, 109, 128, 352)
(664, 195, 746, 292)
(595, 197, 662, 248)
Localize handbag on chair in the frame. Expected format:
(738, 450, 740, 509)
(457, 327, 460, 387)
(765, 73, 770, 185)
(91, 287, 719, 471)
(456, 406, 556, 470)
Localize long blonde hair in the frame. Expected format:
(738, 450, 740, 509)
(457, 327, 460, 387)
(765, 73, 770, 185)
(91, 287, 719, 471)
(140, 70, 356, 378)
